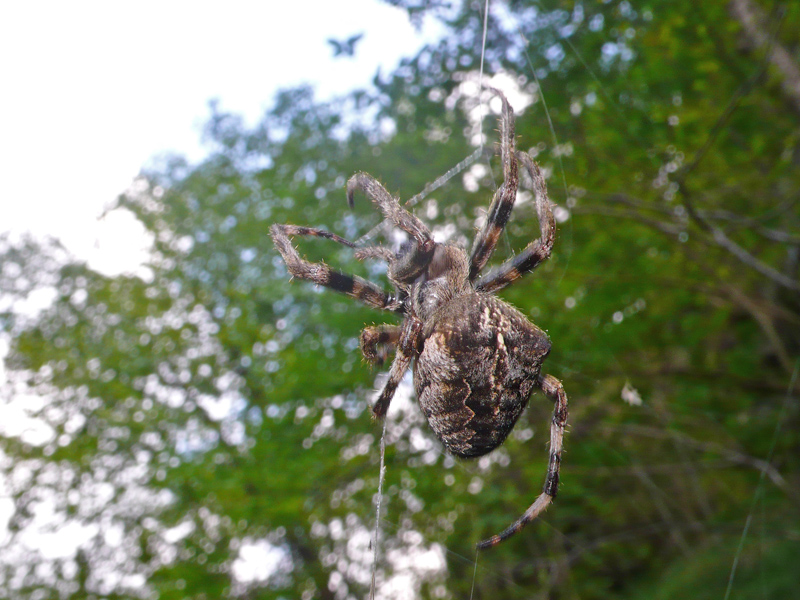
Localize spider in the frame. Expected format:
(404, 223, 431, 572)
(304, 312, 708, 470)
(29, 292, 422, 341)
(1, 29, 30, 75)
(270, 88, 568, 549)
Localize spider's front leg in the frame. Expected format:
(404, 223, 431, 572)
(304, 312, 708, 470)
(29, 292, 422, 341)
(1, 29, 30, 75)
(270, 224, 400, 311)
(371, 317, 422, 419)
(477, 373, 568, 549)
(347, 173, 435, 283)
(469, 87, 520, 281)
(475, 152, 556, 294)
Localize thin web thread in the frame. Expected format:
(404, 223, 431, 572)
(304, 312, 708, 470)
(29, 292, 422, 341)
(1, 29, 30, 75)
(405, 147, 485, 209)
(369, 7, 489, 590)
(357, 0, 491, 249)
(366, 498, 529, 593)
(369, 418, 389, 600)
(723, 359, 799, 600)
(357, 0, 490, 248)
(519, 31, 573, 286)
(469, 547, 480, 600)
(469, 4, 490, 595)
(355, 147, 485, 246)
(475, 0, 491, 153)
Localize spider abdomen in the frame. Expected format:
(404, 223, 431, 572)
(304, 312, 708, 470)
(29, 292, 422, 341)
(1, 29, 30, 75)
(413, 294, 551, 458)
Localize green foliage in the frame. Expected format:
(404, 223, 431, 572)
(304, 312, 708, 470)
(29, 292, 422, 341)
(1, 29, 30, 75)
(631, 535, 800, 600)
(1, 1, 799, 598)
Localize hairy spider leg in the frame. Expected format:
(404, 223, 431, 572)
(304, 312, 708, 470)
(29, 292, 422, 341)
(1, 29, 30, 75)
(270, 224, 358, 248)
(355, 245, 407, 288)
(468, 87, 520, 281)
(347, 173, 431, 244)
(360, 324, 401, 365)
(270, 224, 400, 311)
(354, 246, 396, 263)
(477, 373, 568, 549)
(347, 173, 435, 283)
(371, 317, 422, 419)
(475, 152, 556, 294)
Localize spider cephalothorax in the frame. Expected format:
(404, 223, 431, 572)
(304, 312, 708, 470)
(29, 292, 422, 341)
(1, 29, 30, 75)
(270, 88, 568, 549)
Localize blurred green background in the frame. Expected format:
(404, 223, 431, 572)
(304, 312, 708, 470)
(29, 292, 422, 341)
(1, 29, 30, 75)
(1, 1, 799, 598)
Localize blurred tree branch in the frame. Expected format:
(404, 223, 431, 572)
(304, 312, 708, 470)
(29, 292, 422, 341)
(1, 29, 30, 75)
(730, 0, 800, 115)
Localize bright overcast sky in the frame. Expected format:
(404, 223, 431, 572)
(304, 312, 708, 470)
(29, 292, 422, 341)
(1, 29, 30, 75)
(0, 1, 443, 274)
(0, 2, 443, 557)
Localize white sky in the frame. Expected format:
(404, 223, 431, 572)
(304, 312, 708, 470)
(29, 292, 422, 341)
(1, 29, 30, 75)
(0, 0, 444, 274)
(0, 0, 445, 571)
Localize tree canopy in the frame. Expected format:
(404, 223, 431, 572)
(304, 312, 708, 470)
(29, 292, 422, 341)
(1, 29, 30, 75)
(1, 1, 799, 598)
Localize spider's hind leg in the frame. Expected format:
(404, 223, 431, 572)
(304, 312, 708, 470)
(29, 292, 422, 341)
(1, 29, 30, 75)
(477, 373, 568, 549)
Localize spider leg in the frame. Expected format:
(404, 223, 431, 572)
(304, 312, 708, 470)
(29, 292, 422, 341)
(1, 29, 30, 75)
(347, 173, 431, 244)
(270, 224, 400, 311)
(354, 246, 395, 263)
(354, 245, 415, 311)
(468, 87, 519, 281)
(477, 373, 568, 549)
(475, 152, 556, 294)
(371, 317, 422, 418)
(347, 173, 435, 283)
(271, 224, 358, 248)
(360, 324, 401, 365)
